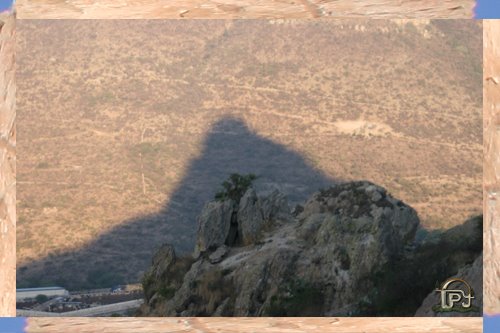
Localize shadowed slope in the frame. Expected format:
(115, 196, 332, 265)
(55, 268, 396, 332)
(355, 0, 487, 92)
(17, 117, 337, 290)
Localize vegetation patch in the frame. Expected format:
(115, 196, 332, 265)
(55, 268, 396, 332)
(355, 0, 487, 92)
(265, 279, 324, 316)
(86, 268, 125, 289)
(215, 173, 257, 203)
(142, 255, 194, 303)
(191, 268, 235, 315)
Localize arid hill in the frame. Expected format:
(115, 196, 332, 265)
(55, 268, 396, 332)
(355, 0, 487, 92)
(17, 20, 482, 290)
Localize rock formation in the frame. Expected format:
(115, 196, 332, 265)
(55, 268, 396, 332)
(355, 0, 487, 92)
(193, 200, 234, 259)
(139, 181, 482, 317)
(415, 253, 482, 317)
(414, 215, 483, 316)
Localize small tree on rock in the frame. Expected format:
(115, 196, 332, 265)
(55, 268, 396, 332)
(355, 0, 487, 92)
(215, 173, 257, 203)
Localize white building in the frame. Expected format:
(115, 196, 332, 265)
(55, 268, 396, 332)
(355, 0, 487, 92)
(16, 287, 69, 301)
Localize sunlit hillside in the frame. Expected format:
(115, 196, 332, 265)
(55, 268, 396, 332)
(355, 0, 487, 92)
(17, 20, 482, 289)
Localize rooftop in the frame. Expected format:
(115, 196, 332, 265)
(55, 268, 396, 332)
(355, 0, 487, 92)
(17, 287, 66, 292)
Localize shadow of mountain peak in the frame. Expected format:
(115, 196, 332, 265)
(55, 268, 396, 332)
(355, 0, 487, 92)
(18, 116, 340, 290)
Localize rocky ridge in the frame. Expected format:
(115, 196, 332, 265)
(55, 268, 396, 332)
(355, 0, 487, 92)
(139, 181, 482, 316)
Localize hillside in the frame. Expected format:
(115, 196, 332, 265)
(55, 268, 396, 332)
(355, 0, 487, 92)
(17, 20, 482, 290)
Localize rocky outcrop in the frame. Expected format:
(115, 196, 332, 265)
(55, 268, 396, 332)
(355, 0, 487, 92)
(151, 244, 176, 280)
(260, 189, 292, 222)
(293, 181, 420, 315)
(194, 187, 293, 254)
(208, 245, 229, 264)
(193, 199, 234, 258)
(237, 188, 265, 245)
(140, 181, 482, 317)
(415, 253, 482, 316)
(365, 214, 483, 316)
(236, 188, 292, 245)
(413, 215, 483, 317)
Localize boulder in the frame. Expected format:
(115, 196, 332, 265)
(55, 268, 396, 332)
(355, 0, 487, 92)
(238, 188, 293, 245)
(237, 188, 265, 245)
(193, 199, 234, 258)
(296, 182, 420, 314)
(209, 245, 229, 264)
(260, 189, 292, 222)
(151, 243, 176, 279)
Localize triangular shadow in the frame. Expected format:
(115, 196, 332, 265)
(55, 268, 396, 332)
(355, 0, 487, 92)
(18, 116, 342, 290)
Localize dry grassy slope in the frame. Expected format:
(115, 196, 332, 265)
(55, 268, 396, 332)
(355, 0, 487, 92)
(17, 20, 482, 289)
(16, 0, 475, 19)
(0, 13, 15, 316)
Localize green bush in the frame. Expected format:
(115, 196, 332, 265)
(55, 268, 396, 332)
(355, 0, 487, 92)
(35, 294, 49, 303)
(158, 286, 176, 299)
(214, 173, 257, 203)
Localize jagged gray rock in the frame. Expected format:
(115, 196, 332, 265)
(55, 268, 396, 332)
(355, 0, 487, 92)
(237, 188, 265, 245)
(193, 199, 234, 258)
(415, 253, 483, 317)
(294, 181, 420, 315)
(260, 189, 292, 222)
(291, 204, 304, 216)
(237, 188, 292, 245)
(151, 244, 176, 279)
(141, 181, 481, 317)
(209, 245, 229, 264)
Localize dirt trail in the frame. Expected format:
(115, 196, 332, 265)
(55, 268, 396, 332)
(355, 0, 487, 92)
(17, 0, 475, 18)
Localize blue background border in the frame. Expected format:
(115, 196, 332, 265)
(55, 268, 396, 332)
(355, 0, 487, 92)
(475, 0, 500, 18)
(485, 315, 500, 333)
(0, 318, 26, 333)
(0, 0, 12, 12)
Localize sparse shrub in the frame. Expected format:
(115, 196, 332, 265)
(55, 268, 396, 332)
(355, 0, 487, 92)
(158, 286, 176, 299)
(187, 268, 234, 315)
(86, 268, 124, 289)
(334, 246, 351, 270)
(215, 173, 257, 203)
(35, 294, 49, 304)
(265, 279, 324, 316)
(136, 142, 159, 155)
(141, 271, 155, 301)
(36, 162, 49, 169)
(142, 255, 194, 303)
